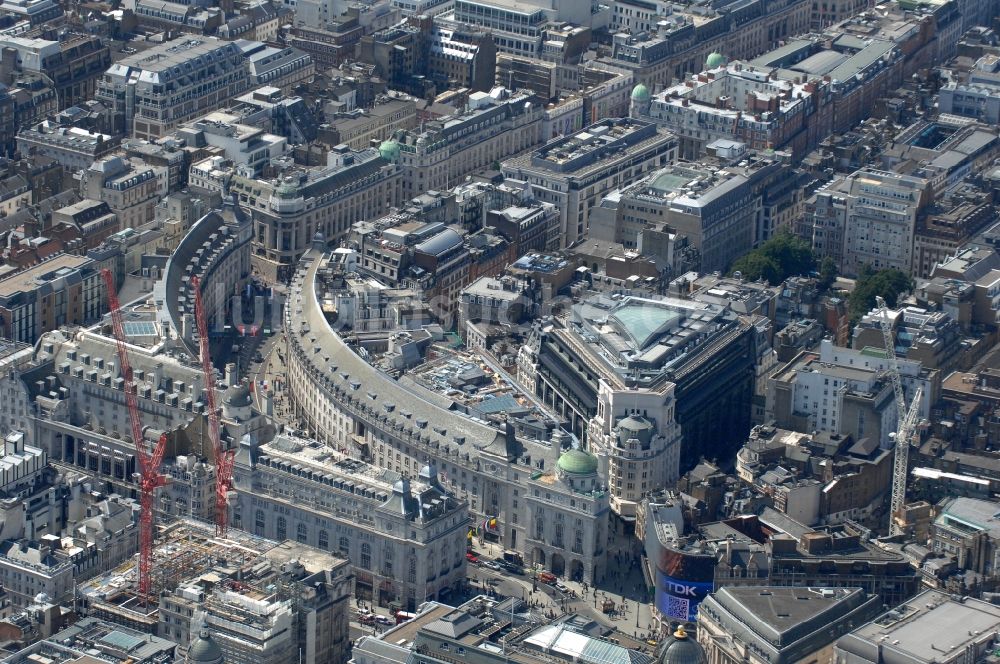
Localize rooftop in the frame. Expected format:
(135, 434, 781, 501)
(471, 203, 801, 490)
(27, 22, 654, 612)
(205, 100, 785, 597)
(836, 590, 1000, 663)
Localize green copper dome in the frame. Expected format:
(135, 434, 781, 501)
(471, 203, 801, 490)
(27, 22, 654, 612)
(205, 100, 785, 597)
(631, 83, 650, 102)
(557, 448, 598, 475)
(188, 625, 224, 664)
(379, 139, 401, 162)
(706, 52, 727, 68)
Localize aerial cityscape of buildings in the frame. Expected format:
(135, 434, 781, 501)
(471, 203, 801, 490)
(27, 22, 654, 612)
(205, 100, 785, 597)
(2, 0, 1000, 661)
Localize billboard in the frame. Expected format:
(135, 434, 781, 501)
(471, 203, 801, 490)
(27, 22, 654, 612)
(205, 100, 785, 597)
(654, 549, 715, 623)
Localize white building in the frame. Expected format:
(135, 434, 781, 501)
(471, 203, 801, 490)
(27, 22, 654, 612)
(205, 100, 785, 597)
(96, 37, 250, 140)
(939, 54, 1000, 125)
(233, 433, 468, 610)
(810, 168, 930, 278)
(178, 111, 288, 176)
(284, 249, 610, 582)
(501, 117, 678, 248)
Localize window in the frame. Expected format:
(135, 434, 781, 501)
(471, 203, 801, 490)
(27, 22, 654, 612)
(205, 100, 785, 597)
(255, 510, 265, 535)
(297, 523, 308, 543)
(318, 530, 329, 550)
(276, 517, 286, 540)
(360, 543, 372, 569)
(339, 536, 350, 556)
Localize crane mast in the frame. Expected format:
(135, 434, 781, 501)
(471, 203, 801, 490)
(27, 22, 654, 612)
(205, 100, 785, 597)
(190, 275, 233, 537)
(100, 269, 168, 600)
(875, 296, 920, 536)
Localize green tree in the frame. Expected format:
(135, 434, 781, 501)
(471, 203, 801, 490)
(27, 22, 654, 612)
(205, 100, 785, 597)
(731, 252, 781, 284)
(818, 257, 838, 291)
(729, 231, 815, 284)
(848, 267, 913, 320)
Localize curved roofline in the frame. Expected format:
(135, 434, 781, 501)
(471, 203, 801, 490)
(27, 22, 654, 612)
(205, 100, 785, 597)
(293, 250, 508, 454)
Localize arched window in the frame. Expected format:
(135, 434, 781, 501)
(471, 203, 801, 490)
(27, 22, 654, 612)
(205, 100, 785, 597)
(360, 543, 372, 570)
(339, 536, 350, 555)
(318, 530, 329, 550)
(297, 523, 308, 543)
(276, 517, 286, 540)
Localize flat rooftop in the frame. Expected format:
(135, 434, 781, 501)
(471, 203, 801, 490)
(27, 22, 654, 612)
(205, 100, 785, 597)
(0, 254, 91, 298)
(838, 590, 1000, 662)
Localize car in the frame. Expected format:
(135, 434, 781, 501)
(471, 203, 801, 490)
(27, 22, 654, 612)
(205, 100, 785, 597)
(539, 572, 557, 584)
(466, 553, 480, 564)
(500, 562, 524, 575)
(375, 615, 394, 626)
(359, 614, 376, 625)
(555, 582, 570, 593)
(484, 560, 503, 571)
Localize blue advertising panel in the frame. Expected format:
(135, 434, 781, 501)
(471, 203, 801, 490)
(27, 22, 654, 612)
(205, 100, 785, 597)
(654, 549, 715, 622)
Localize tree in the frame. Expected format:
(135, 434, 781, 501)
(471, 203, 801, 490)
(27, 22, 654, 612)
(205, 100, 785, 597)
(848, 267, 913, 320)
(729, 231, 815, 284)
(818, 257, 838, 291)
(731, 253, 781, 284)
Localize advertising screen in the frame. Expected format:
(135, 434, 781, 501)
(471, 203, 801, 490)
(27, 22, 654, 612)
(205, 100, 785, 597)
(654, 549, 715, 622)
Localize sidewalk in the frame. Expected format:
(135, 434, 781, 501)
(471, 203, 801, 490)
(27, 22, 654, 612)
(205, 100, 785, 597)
(466, 537, 659, 643)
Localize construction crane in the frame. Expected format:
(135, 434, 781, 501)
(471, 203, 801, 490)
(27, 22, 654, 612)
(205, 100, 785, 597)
(190, 275, 233, 538)
(875, 295, 922, 536)
(100, 269, 169, 600)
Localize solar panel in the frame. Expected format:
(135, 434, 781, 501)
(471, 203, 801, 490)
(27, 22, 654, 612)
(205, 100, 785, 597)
(123, 321, 158, 337)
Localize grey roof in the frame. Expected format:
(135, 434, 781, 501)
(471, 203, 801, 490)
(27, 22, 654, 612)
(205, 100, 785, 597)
(704, 587, 882, 664)
(836, 590, 1000, 664)
(936, 496, 1000, 540)
(415, 228, 463, 257)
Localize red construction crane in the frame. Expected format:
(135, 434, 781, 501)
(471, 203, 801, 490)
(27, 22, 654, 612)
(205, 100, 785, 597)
(190, 275, 233, 538)
(99, 269, 168, 600)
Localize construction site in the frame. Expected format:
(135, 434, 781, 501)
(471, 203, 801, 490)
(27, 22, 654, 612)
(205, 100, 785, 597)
(77, 518, 353, 663)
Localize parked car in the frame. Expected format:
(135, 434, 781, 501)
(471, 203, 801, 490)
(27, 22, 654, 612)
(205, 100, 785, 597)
(484, 560, 503, 570)
(555, 582, 570, 593)
(501, 562, 524, 575)
(466, 552, 480, 564)
(375, 615, 394, 626)
(539, 572, 557, 584)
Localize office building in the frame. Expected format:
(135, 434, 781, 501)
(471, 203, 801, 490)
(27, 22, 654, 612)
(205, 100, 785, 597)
(501, 118, 678, 248)
(607, 149, 792, 272)
(96, 37, 250, 140)
(518, 291, 756, 517)
(767, 339, 935, 449)
(0, 31, 110, 109)
(80, 156, 169, 231)
(0, 255, 103, 344)
(939, 54, 1000, 125)
(239, 41, 316, 92)
(5, 617, 178, 664)
(834, 590, 1000, 664)
(931, 496, 1000, 576)
(382, 88, 544, 201)
(283, 249, 610, 581)
(808, 168, 931, 277)
(153, 200, 253, 352)
(599, 0, 811, 88)
(229, 145, 402, 282)
(16, 121, 119, 172)
(233, 432, 468, 610)
(698, 586, 883, 664)
(358, 16, 496, 95)
(736, 425, 893, 526)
